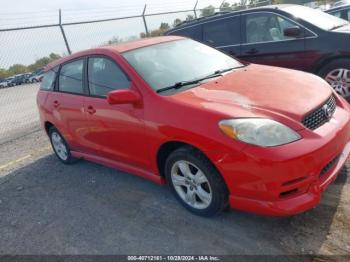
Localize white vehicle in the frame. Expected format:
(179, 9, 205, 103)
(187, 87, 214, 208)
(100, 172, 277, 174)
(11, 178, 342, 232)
(0, 78, 10, 88)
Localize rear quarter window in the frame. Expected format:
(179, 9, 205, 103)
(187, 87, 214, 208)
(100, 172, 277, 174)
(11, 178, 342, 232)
(40, 68, 58, 91)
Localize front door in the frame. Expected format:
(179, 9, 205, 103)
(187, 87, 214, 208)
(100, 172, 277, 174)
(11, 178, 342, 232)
(83, 56, 149, 170)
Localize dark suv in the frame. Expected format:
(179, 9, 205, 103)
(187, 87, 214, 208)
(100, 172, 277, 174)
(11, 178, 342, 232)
(166, 4, 350, 99)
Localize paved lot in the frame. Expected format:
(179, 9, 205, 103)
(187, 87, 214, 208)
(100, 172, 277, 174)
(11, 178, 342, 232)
(0, 83, 40, 144)
(0, 84, 349, 256)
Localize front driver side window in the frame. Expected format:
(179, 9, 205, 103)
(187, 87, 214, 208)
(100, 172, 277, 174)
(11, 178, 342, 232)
(245, 13, 300, 44)
(88, 57, 130, 97)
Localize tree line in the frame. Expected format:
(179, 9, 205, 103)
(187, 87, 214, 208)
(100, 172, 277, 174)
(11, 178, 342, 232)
(0, 53, 61, 79)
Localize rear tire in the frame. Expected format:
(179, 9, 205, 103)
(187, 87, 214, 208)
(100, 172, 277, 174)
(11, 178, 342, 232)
(319, 59, 350, 100)
(49, 127, 77, 164)
(165, 146, 228, 217)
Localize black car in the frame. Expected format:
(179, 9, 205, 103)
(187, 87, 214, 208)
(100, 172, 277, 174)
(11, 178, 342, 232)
(326, 4, 350, 21)
(166, 4, 350, 99)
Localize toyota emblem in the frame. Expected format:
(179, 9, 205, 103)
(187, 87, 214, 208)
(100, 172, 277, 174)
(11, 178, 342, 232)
(323, 104, 332, 120)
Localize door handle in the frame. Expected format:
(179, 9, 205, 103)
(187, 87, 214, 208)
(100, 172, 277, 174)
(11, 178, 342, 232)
(53, 100, 60, 108)
(86, 105, 96, 115)
(245, 48, 259, 55)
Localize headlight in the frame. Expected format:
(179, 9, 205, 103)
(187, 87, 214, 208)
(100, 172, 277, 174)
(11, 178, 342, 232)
(218, 118, 301, 147)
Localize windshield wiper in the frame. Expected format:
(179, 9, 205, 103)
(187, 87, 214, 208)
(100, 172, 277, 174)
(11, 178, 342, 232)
(156, 73, 223, 93)
(156, 66, 244, 93)
(213, 67, 236, 74)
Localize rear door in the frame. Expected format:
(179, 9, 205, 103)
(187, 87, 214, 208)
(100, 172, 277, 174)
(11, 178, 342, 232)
(240, 12, 313, 70)
(202, 15, 241, 57)
(46, 58, 92, 153)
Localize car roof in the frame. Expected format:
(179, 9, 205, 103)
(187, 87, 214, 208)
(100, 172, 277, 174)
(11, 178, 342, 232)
(45, 36, 184, 71)
(326, 3, 350, 12)
(166, 4, 295, 33)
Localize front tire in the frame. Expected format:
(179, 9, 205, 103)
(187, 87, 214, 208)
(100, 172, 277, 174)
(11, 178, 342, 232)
(319, 59, 350, 100)
(165, 146, 228, 217)
(49, 127, 76, 164)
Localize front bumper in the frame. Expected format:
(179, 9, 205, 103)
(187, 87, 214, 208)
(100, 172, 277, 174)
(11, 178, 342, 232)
(228, 141, 350, 216)
(211, 98, 350, 216)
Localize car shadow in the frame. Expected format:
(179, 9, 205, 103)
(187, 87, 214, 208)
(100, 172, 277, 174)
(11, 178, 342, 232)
(0, 154, 348, 255)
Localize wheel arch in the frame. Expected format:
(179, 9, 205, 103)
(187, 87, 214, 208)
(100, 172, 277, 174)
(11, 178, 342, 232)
(44, 121, 54, 135)
(314, 54, 350, 75)
(156, 140, 219, 179)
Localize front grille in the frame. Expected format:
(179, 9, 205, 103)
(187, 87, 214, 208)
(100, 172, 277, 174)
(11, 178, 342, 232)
(320, 154, 340, 178)
(302, 95, 336, 130)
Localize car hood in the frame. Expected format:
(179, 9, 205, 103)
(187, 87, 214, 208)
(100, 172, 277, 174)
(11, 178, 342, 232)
(171, 64, 332, 126)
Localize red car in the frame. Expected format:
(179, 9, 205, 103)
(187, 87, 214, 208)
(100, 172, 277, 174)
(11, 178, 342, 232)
(37, 36, 350, 217)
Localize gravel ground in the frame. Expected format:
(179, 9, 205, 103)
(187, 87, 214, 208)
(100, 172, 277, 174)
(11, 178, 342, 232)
(0, 83, 40, 144)
(0, 130, 349, 256)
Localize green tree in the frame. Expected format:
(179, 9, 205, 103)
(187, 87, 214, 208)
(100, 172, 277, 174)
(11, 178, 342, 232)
(7, 64, 28, 75)
(139, 21, 172, 38)
(160, 22, 170, 30)
(220, 2, 232, 12)
(106, 36, 122, 45)
(200, 5, 215, 17)
(185, 14, 195, 21)
(239, 0, 248, 7)
(172, 18, 182, 27)
(0, 68, 9, 79)
(27, 53, 61, 72)
(49, 53, 61, 61)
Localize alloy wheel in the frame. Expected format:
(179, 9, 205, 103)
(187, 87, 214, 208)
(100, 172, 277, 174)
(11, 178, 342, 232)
(325, 68, 350, 97)
(51, 132, 68, 161)
(171, 160, 212, 209)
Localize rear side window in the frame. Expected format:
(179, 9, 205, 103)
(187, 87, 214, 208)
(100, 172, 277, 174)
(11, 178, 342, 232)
(88, 57, 130, 97)
(40, 67, 58, 91)
(203, 17, 240, 46)
(58, 59, 84, 94)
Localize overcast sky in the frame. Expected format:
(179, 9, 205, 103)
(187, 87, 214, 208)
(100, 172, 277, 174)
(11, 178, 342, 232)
(0, 0, 240, 68)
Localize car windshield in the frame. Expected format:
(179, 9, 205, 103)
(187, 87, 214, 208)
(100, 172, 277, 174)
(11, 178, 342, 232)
(122, 39, 243, 92)
(283, 5, 349, 30)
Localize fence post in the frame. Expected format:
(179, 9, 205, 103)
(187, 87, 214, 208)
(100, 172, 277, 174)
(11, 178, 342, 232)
(59, 9, 72, 55)
(142, 4, 149, 37)
(193, 0, 198, 19)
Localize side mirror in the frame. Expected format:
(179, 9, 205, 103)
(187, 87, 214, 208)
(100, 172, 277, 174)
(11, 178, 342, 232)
(107, 89, 142, 105)
(283, 26, 302, 38)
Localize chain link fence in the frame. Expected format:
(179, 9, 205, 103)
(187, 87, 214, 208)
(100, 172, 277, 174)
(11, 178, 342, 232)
(0, 0, 273, 144)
